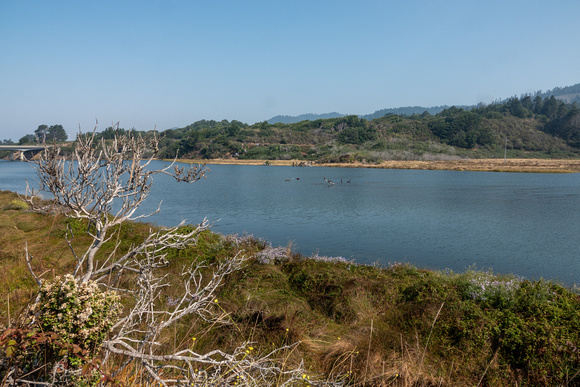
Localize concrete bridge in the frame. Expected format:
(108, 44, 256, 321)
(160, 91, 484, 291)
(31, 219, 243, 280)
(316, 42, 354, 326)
(0, 145, 46, 161)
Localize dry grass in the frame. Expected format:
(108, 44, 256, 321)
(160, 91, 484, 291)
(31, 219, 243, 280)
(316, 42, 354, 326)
(0, 192, 72, 325)
(172, 158, 301, 166)
(320, 158, 580, 173)
(172, 158, 580, 173)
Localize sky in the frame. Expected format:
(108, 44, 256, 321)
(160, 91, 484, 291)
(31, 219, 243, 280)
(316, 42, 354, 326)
(1, 0, 579, 142)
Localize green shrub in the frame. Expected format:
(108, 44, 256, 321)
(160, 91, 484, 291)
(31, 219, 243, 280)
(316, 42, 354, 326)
(33, 275, 121, 360)
(0, 276, 120, 385)
(3, 199, 29, 211)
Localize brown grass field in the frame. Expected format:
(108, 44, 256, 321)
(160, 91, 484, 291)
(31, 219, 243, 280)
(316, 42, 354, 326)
(175, 158, 580, 173)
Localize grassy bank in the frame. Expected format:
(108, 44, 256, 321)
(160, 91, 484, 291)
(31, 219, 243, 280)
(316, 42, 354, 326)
(2, 190, 580, 385)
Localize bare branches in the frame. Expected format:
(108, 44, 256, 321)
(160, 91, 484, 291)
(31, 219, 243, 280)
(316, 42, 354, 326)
(97, 244, 325, 385)
(18, 125, 328, 385)
(25, 126, 207, 284)
(102, 339, 311, 386)
(108, 252, 246, 351)
(24, 242, 42, 287)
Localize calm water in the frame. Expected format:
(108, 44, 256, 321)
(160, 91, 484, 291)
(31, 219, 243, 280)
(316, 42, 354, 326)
(2, 159, 579, 285)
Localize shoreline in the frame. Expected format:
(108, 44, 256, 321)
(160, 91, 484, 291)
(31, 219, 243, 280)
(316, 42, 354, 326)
(170, 158, 580, 173)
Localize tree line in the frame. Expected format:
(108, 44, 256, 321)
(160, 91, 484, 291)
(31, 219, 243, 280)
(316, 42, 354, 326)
(18, 124, 68, 144)
(11, 93, 580, 162)
(149, 94, 580, 161)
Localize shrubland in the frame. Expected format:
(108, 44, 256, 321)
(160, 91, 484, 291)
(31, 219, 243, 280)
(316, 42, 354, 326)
(2, 195, 580, 385)
(1, 130, 580, 386)
(13, 93, 580, 164)
(138, 96, 580, 163)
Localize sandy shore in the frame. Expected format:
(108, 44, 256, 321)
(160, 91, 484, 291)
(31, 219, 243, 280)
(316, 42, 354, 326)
(172, 158, 580, 173)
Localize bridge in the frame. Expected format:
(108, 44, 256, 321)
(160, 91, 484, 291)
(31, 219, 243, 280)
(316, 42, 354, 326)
(0, 145, 46, 161)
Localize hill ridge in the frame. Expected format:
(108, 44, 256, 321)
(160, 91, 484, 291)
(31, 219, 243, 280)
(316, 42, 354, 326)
(267, 82, 580, 124)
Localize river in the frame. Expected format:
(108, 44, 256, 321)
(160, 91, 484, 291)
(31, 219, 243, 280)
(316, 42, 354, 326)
(1, 159, 579, 285)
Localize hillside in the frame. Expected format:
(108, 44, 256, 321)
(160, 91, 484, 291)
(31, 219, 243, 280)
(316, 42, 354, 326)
(147, 94, 580, 164)
(267, 112, 345, 124)
(361, 105, 469, 120)
(10, 86, 579, 165)
(9, 84, 580, 166)
(267, 83, 580, 124)
(537, 83, 580, 104)
(267, 106, 462, 124)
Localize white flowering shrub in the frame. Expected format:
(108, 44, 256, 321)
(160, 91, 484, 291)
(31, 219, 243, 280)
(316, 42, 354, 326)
(223, 233, 267, 247)
(34, 274, 121, 358)
(309, 252, 349, 264)
(461, 271, 522, 302)
(256, 245, 290, 264)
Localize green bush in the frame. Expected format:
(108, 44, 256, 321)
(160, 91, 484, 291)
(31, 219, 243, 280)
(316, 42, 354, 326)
(34, 275, 121, 360)
(0, 276, 120, 385)
(2, 199, 29, 211)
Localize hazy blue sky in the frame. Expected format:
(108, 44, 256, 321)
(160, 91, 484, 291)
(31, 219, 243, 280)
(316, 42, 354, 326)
(1, 0, 579, 141)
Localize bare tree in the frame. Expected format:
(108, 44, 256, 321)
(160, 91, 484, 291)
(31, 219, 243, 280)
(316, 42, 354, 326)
(18, 125, 322, 385)
(25, 125, 207, 285)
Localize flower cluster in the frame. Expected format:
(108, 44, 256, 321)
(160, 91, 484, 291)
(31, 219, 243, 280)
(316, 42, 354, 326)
(309, 252, 349, 264)
(465, 271, 522, 301)
(33, 274, 121, 356)
(223, 233, 268, 248)
(256, 244, 352, 266)
(256, 245, 289, 264)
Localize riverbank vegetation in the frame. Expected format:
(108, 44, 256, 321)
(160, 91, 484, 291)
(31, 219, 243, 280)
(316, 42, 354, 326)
(2, 186, 580, 385)
(9, 91, 580, 167)
(143, 94, 580, 164)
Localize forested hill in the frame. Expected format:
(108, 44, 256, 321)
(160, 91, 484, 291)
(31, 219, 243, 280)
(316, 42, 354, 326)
(536, 84, 580, 104)
(360, 105, 471, 120)
(133, 94, 580, 163)
(266, 106, 461, 124)
(267, 112, 345, 124)
(266, 106, 459, 124)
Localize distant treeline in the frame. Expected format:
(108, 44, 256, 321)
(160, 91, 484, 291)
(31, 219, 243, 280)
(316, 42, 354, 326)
(134, 93, 580, 163)
(11, 84, 580, 163)
(267, 83, 580, 124)
(266, 106, 468, 124)
(533, 83, 580, 104)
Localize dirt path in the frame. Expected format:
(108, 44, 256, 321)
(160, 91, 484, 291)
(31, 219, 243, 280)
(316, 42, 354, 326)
(173, 158, 580, 173)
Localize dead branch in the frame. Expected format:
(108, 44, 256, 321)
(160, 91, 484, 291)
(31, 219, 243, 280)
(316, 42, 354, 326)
(18, 126, 338, 385)
(23, 126, 207, 284)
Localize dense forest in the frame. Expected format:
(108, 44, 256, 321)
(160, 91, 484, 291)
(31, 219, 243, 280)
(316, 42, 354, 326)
(144, 93, 580, 163)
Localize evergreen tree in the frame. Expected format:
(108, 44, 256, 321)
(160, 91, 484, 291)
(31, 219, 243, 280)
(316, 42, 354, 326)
(542, 96, 559, 118)
(47, 124, 67, 142)
(34, 125, 48, 143)
(19, 134, 36, 144)
(533, 96, 543, 114)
